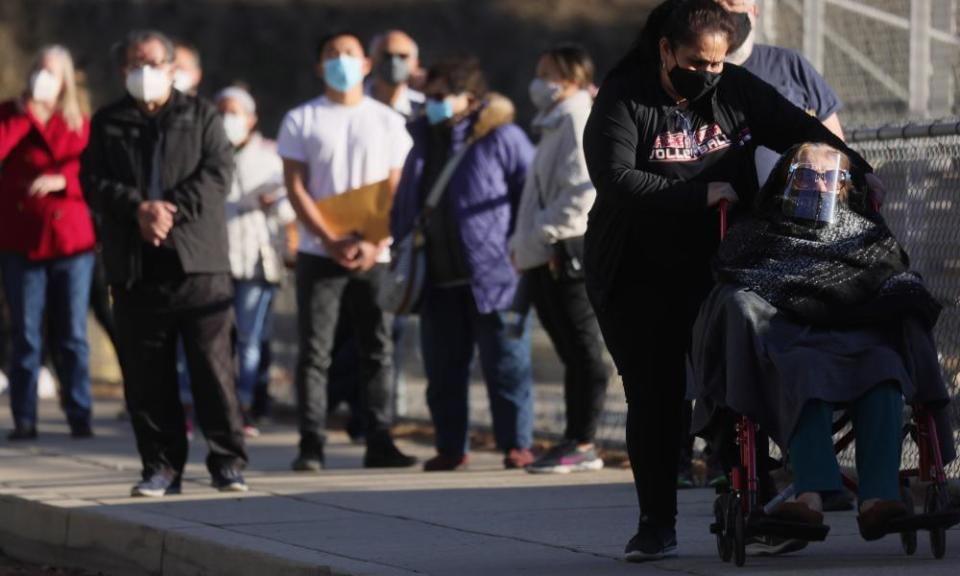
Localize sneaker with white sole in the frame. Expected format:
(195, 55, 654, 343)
(131, 473, 181, 498)
(745, 535, 808, 556)
(211, 468, 249, 492)
(526, 441, 604, 474)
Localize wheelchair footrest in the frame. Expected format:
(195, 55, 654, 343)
(746, 514, 831, 542)
(885, 509, 960, 534)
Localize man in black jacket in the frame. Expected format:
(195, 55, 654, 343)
(82, 29, 248, 497)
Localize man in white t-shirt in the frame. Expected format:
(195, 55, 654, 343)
(277, 31, 416, 471)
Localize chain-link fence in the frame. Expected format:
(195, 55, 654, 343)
(834, 119, 960, 478)
(761, 0, 960, 127)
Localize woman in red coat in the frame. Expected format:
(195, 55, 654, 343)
(0, 45, 95, 440)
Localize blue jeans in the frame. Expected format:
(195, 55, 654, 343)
(419, 284, 533, 456)
(1, 252, 94, 428)
(233, 280, 276, 409)
(790, 382, 904, 502)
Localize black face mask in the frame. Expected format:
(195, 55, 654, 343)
(730, 12, 753, 53)
(377, 56, 411, 85)
(668, 65, 722, 103)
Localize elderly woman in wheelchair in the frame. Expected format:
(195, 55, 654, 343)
(689, 143, 955, 556)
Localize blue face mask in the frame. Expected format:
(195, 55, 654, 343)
(323, 55, 364, 93)
(425, 98, 455, 125)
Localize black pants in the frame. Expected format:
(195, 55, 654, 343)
(294, 253, 393, 455)
(596, 269, 712, 530)
(113, 274, 247, 479)
(529, 266, 610, 444)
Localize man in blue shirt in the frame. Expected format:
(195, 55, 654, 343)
(721, 0, 845, 186)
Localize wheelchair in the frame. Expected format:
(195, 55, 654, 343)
(708, 201, 960, 567)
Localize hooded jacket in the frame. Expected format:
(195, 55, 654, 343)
(509, 90, 595, 270)
(81, 90, 233, 286)
(391, 94, 534, 314)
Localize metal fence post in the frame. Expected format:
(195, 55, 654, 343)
(803, 0, 825, 71)
(909, 0, 932, 117)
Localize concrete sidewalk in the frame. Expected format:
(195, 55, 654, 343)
(1, 400, 958, 576)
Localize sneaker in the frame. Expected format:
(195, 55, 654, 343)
(624, 522, 678, 562)
(707, 471, 729, 489)
(526, 441, 604, 474)
(131, 473, 181, 497)
(7, 424, 37, 441)
(291, 451, 324, 472)
(211, 469, 249, 492)
(364, 436, 418, 468)
(70, 422, 94, 439)
(424, 453, 469, 472)
(504, 448, 535, 469)
(677, 471, 695, 489)
(746, 535, 808, 556)
(243, 424, 260, 438)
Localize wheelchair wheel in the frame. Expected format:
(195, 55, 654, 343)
(730, 494, 746, 567)
(714, 496, 732, 562)
(900, 486, 917, 556)
(925, 484, 948, 559)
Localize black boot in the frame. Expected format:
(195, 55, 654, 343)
(364, 432, 417, 468)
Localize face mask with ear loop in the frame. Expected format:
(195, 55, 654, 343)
(29, 69, 61, 104)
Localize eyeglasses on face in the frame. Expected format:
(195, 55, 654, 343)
(788, 163, 849, 189)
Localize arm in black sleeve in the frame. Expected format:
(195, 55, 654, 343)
(583, 75, 708, 213)
(167, 105, 233, 223)
(738, 70, 871, 174)
(80, 112, 142, 224)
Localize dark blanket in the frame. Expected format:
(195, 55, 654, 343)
(715, 201, 941, 330)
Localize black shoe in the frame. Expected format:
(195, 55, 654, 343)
(291, 451, 325, 472)
(7, 424, 37, 441)
(364, 435, 418, 468)
(211, 468, 249, 493)
(746, 535, 808, 556)
(70, 422, 94, 439)
(131, 472, 181, 497)
(624, 520, 678, 562)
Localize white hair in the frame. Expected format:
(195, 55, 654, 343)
(215, 86, 256, 114)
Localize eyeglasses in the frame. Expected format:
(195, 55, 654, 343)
(788, 164, 849, 189)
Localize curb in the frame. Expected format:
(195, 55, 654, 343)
(0, 494, 411, 576)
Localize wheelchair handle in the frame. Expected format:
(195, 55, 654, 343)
(719, 199, 729, 240)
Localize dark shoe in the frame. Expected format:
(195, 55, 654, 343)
(746, 535, 809, 556)
(503, 448, 535, 469)
(772, 501, 824, 525)
(7, 424, 37, 441)
(131, 472, 181, 498)
(424, 453, 469, 472)
(70, 422, 94, 439)
(624, 520, 678, 562)
(526, 441, 604, 474)
(821, 489, 855, 512)
(211, 468, 249, 492)
(364, 437, 418, 468)
(858, 500, 908, 541)
(706, 468, 729, 489)
(291, 451, 325, 472)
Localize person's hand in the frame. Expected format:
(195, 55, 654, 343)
(707, 182, 739, 207)
(137, 201, 178, 246)
(258, 191, 279, 210)
(716, 0, 753, 14)
(28, 174, 67, 197)
(354, 240, 387, 272)
(324, 235, 362, 269)
(864, 172, 886, 210)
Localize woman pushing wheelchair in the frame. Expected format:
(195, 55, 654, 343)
(690, 142, 956, 556)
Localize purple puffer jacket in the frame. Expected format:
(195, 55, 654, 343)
(391, 95, 534, 314)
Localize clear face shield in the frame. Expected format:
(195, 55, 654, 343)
(781, 150, 849, 226)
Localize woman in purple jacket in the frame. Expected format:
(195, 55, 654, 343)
(391, 57, 536, 471)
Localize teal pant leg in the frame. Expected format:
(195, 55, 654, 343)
(850, 382, 903, 502)
(790, 400, 843, 494)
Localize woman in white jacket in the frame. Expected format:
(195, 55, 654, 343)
(217, 86, 296, 432)
(510, 45, 611, 473)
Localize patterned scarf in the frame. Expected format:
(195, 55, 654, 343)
(716, 199, 941, 329)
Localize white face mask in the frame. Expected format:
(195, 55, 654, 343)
(222, 113, 250, 146)
(173, 69, 196, 93)
(126, 65, 171, 104)
(29, 69, 61, 104)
